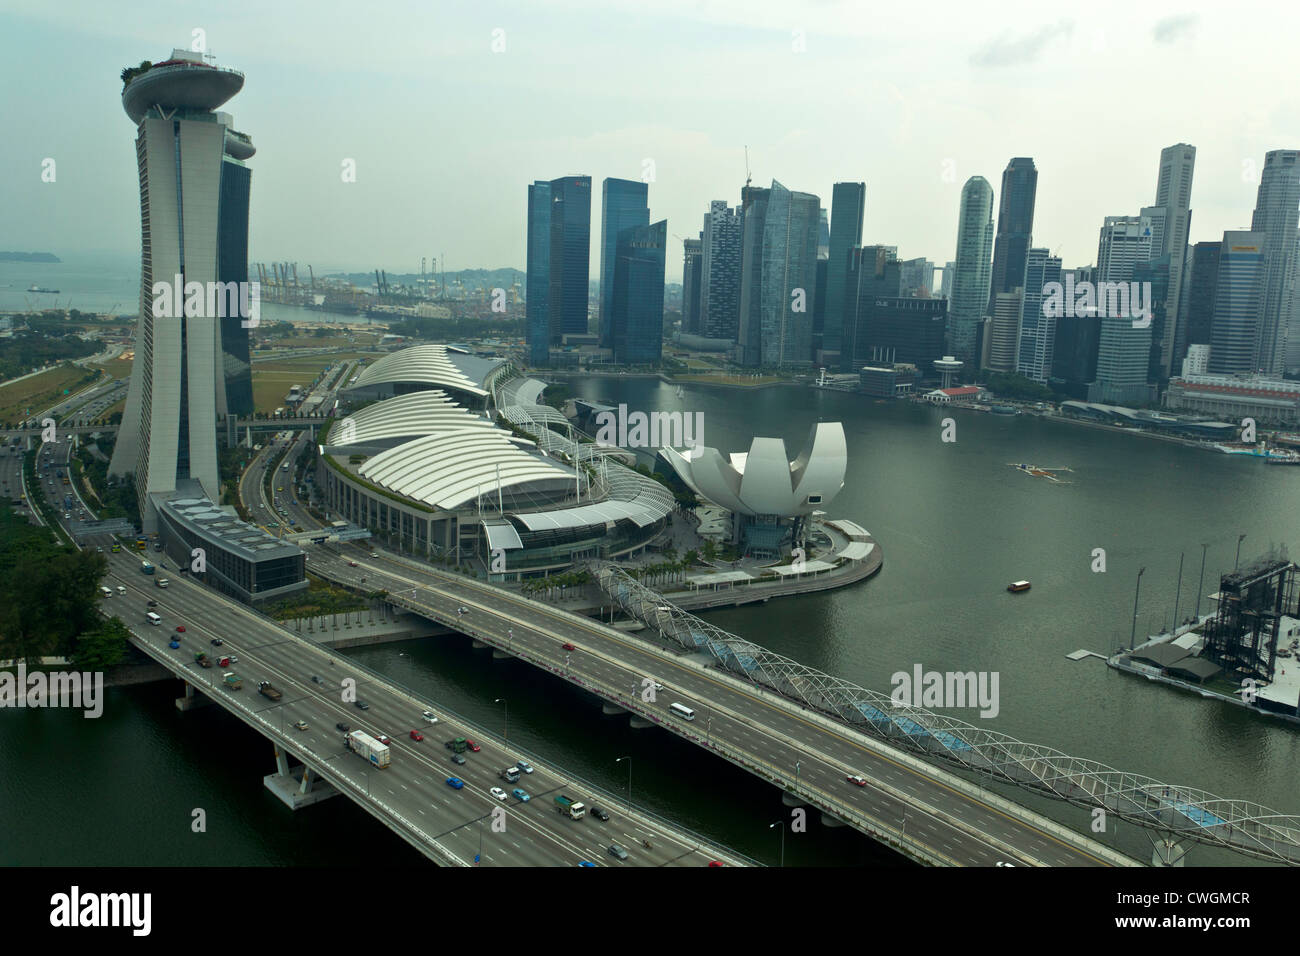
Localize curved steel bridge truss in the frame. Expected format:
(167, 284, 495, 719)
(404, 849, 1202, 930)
(594, 563, 1300, 865)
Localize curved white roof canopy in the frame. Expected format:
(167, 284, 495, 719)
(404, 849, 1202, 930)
(661, 422, 846, 518)
(332, 390, 494, 446)
(360, 431, 572, 511)
(351, 343, 504, 398)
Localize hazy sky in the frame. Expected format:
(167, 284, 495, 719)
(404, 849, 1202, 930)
(2, 0, 1297, 282)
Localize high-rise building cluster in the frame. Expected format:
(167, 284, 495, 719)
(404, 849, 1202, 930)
(524, 144, 1300, 404)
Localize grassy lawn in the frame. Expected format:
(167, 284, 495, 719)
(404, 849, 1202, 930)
(250, 352, 369, 414)
(0, 366, 97, 422)
(93, 356, 134, 381)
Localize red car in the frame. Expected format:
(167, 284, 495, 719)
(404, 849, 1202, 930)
(846, 774, 867, 787)
(409, 729, 424, 741)
(374, 734, 390, 745)
(561, 642, 575, 652)
(708, 860, 724, 867)
(348, 561, 358, 567)
(175, 625, 186, 633)
(465, 739, 481, 752)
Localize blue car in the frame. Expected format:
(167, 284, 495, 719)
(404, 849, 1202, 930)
(446, 777, 464, 790)
(578, 861, 596, 867)
(168, 640, 180, 649)
(511, 788, 530, 802)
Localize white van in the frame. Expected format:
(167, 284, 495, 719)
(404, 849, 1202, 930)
(116, 585, 127, 596)
(146, 612, 161, 626)
(99, 586, 112, 598)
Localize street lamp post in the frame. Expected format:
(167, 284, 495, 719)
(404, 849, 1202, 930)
(769, 820, 785, 867)
(1130, 567, 1146, 650)
(706, 717, 713, 748)
(1235, 533, 1247, 570)
(616, 756, 632, 801)
(795, 760, 801, 793)
(494, 697, 508, 745)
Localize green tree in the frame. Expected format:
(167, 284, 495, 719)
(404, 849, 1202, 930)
(72, 617, 131, 670)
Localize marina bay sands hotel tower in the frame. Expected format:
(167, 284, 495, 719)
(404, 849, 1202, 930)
(110, 49, 255, 530)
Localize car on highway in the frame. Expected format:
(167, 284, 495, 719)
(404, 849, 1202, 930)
(450, 753, 466, 765)
(336, 722, 350, 732)
(293, 720, 308, 731)
(374, 733, 390, 745)
(446, 777, 464, 790)
(608, 844, 628, 861)
(589, 806, 610, 822)
(210, 638, 223, 646)
(465, 739, 480, 752)
(409, 729, 424, 741)
(355, 700, 369, 710)
(995, 861, 1016, 867)
(168, 639, 180, 649)
(228, 655, 238, 664)
(421, 710, 439, 724)
(348, 560, 358, 567)
(708, 861, 724, 867)
(311, 675, 322, 683)
(369, 552, 378, 558)
(175, 625, 186, 633)
(846, 775, 867, 787)
(96, 546, 102, 553)
(578, 860, 596, 867)
(489, 787, 508, 801)
(561, 642, 576, 652)
(514, 759, 533, 774)
(146, 600, 158, 608)
(511, 788, 530, 802)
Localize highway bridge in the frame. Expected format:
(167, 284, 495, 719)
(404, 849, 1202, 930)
(97, 551, 751, 868)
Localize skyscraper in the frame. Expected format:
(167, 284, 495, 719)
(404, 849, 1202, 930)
(610, 220, 667, 365)
(898, 259, 935, 298)
(599, 178, 649, 349)
(1208, 231, 1268, 375)
(1090, 215, 1154, 404)
(985, 292, 1023, 372)
(842, 246, 902, 369)
(1143, 143, 1196, 378)
(948, 177, 995, 365)
(699, 200, 743, 341)
(1249, 150, 1300, 375)
(110, 50, 256, 531)
(525, 180, 553, 365)
(525, 175, 592, 364)
(737, 181, 821, 366)
(987, 158, 1037, 310)
(1016, 247, 1062, 384)
(682, 236, 703, 335)
(825, 182, 865, 371)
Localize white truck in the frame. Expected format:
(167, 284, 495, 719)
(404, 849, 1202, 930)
(346, 729, 391, 769)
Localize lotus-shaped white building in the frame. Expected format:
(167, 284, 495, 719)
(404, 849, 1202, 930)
(659, 422, 847, 554)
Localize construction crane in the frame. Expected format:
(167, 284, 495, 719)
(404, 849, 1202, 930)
(744, 145, 751, 188)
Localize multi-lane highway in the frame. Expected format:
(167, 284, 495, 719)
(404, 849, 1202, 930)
(98, 552, 749, 867)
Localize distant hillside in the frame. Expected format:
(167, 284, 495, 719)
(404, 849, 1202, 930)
(0, 252, 61, 263)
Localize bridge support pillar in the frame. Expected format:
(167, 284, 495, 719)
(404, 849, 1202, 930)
(1150, 836, 1187, 867)
(470, 639, 489, 649)
(820, 813, 847, 827)
(491, 649, 511, 660)
(174, 681, 211, 712)
(628, 715, 654, 729)
(781, 791, 808, 808)
(263, 758, 340, 810)
(602, 702, 628, 716)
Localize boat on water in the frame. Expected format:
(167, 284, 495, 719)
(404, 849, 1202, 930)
(27, 284, 59, 294)
(1007, 580, 1031, 593)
